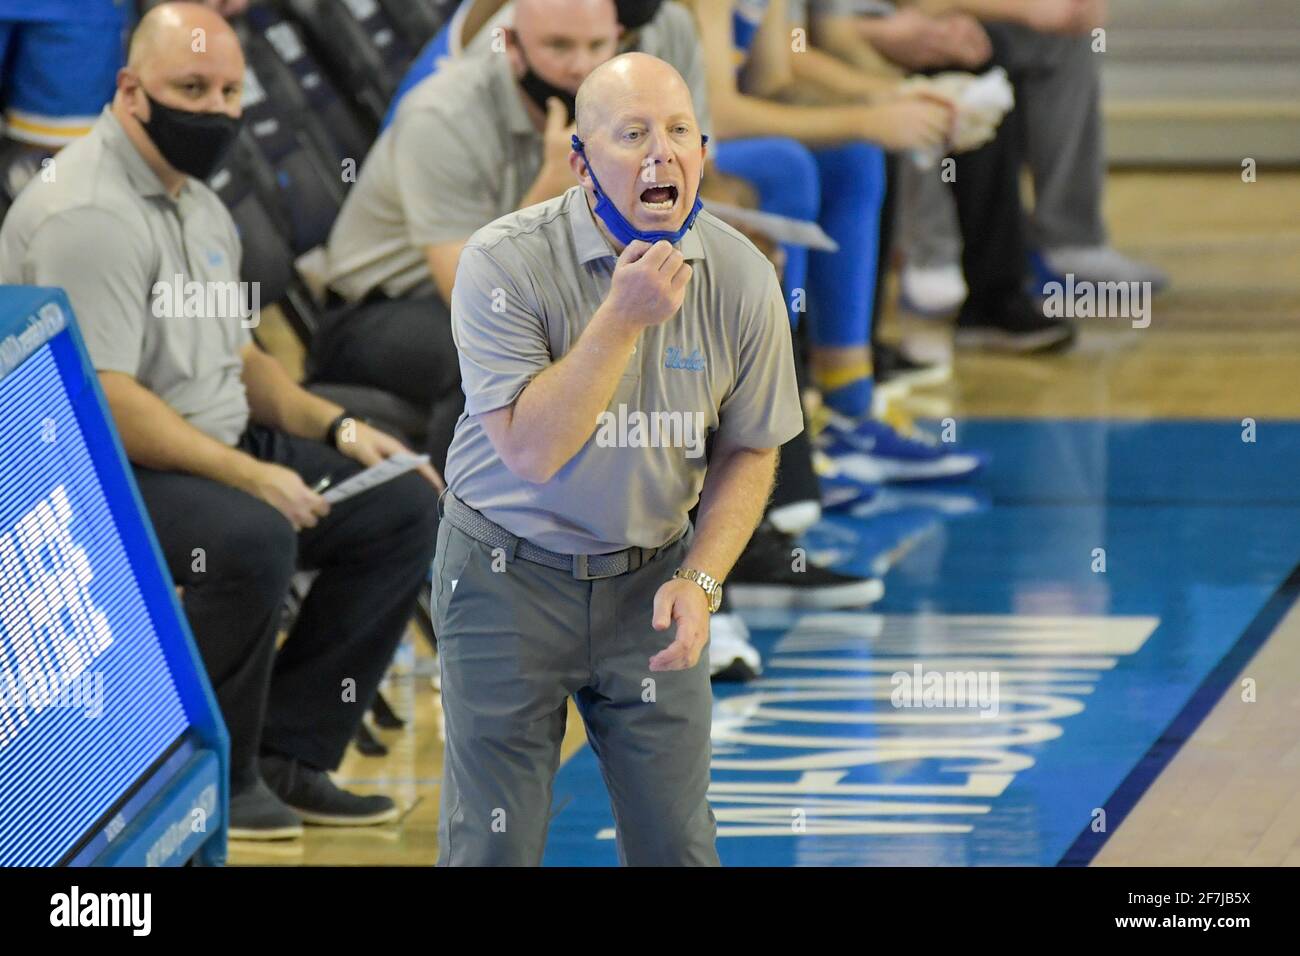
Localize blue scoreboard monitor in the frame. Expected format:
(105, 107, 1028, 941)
(0, 286, 228, 866)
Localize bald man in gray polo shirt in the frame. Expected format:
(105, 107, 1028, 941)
(306, 0, 728, 471)
(435, 52, 802, 866)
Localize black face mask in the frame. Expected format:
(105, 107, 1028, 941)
(616, 0, 663, 31)
(138, 91, 243, 181)
(514, 39, 577, 124)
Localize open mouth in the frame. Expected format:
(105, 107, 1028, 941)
(639, 184, 679, 211)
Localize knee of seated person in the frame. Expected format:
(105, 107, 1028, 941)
(372, 472, 441, 542)
(204, 502, 298, 594)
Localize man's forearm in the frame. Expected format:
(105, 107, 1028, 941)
(518, 163, 571, 211)
(908, 0, 1032, 24)
(98, 371, 259, 489)
(817, 15, 905, 76)
(426, 241, 465, 305)
(493, 305, 640, 482)
(789, 44, 900, 103)
(241, 343, 341, 442)
(711, 88, 881, 145)
(684, 444, 778, 582)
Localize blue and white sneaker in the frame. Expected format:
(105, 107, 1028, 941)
(813, 449, 879, 511)
(819, 413, 987, 484)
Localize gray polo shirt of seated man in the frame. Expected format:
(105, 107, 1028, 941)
(323, 52, 542, 304)
(0, 107, 252, 445)
(445, 184, 804, 555)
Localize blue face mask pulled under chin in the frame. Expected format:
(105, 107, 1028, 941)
(571, 133, 708, 246)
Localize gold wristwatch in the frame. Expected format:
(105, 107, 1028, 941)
(673, 567, 723, 613)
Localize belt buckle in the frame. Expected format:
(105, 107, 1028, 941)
(572, 553, 597, 580)
(571, 551, 630, 580)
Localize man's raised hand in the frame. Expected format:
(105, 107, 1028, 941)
(606, 239, 693, 330)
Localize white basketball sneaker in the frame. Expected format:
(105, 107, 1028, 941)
(710, 613, 762, 682)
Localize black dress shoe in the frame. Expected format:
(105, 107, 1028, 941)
(260, 753, 399, 827)
(228, 777, 303, 841)
(955, 295, 1076, 354)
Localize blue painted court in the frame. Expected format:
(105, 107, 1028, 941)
(542, 419, 1300, 866)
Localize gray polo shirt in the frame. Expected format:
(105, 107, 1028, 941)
(0, 108, 252, 445)
(324, 52, 540, 302)
(462, 0, 713, 135)
(446, 185, 803, 555)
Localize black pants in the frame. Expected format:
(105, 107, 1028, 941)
(133, 425, 439, 790)
(945, 28, 1033, 315)
(307, 293, 465, 473)
(770, 328, 820, 510)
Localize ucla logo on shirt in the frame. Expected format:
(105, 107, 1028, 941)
(206, 249, 224, 268)
(664, 347, 706, 372)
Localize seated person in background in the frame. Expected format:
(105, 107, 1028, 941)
(390, 0, 776, 253)
(843, 0, 1168, 321)
(0, 2, 440, 841)
(386, 0, 705, 133)
(809, 0, 1090, 351)
(683, 0, 988, 484)
(309, 0, 628, 473)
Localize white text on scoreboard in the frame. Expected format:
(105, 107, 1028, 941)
(0, 485, 114, 749)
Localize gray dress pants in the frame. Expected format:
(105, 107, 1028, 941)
(432, 519, 720, 867)
(900, 22, 1108, 267)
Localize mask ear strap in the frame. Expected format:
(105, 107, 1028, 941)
(572, 135, 607, 195)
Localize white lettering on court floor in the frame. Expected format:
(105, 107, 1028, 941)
(597, 613, 1157, 840)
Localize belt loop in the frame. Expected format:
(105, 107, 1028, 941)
(504, 533, 520, 561)
(572, 553, 590, 580)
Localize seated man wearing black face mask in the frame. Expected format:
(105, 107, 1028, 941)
(385, 0, 702, 127)
(308, 0, 712, 473)
(0, 1, 441, 841)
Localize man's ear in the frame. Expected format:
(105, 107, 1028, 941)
(503, 26, 525, 77)
(568, 148, 590, 186)
(116, 68, 147, 119)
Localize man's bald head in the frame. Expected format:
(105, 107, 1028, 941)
(574, 52, 694, 141)
(127, 1, 241, 70)
(113, 1, 246, 187)
(569, 53, 706, 246)
(117, 0, 244, 118)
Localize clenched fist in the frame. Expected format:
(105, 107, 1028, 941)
(605, 239, 693, 330)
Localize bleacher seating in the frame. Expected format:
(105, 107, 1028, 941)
(376, 0, 457, 47)
(277, 0, 418, 125)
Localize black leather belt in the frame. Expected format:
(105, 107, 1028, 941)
(440, 491, 686, 581)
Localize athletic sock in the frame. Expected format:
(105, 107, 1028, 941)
(815, 361, 874, 419)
